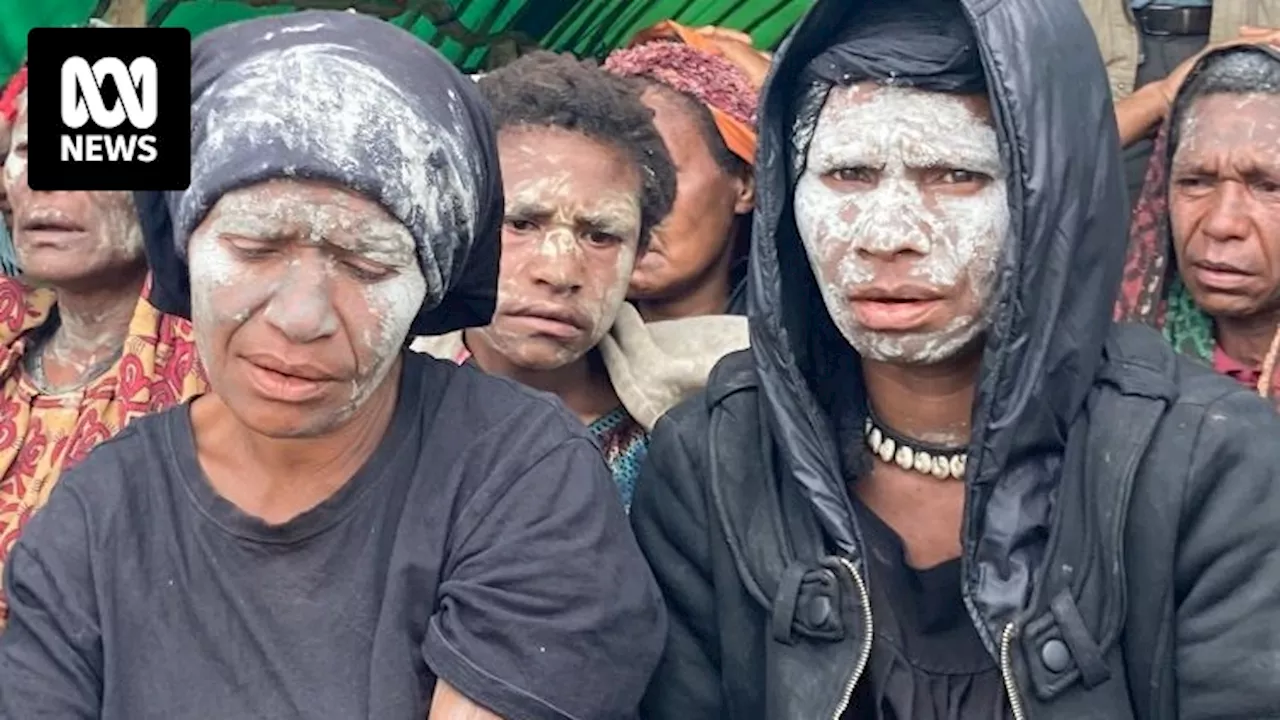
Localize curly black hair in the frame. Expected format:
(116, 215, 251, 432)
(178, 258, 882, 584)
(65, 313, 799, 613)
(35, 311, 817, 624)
(478, 51, 676, 253)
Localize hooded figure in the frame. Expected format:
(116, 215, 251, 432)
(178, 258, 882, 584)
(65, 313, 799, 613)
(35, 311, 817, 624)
(1117, 46, 1280, 407)
(631, 1, 1280, 718)
(0, 12, 664, 720)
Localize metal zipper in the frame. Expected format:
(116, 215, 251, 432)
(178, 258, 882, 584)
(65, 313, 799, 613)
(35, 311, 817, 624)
(1000, 622, 1028, 720)
(829, 557, 873, 720)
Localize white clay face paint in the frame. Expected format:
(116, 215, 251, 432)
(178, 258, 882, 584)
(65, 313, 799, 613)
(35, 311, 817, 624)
(4, 94, 27, 193)
(189, 181, 426, 432)
(478, 131, 642, 371)
(1174, 93, 1280, 169)
(5, 96, 144, 279)
(1168, 90, 1280, 305)
(793, 84, 1010, 364)
(192, 43, 481, 307)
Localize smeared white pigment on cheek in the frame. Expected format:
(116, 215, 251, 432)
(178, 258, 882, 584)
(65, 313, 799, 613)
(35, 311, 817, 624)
(793, 86, 1011, 364)
(89, 191, 144, 261)
(350, 261, 425, 411)
(33, 191, 146, 378)
(4, 100, 26, 192)
(189, 185, 426, 420)
(193, 44, 481, 303)
(600, 242, 637, 324)
(188, 215, 260, 372)
(482, 170, 641, 368)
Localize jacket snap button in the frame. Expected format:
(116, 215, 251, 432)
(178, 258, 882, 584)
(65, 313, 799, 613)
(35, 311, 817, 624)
(1040, 639, 1072, 673)
(806, 596, 833, 627)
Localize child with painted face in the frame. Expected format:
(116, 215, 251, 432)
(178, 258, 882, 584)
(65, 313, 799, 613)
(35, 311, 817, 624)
(631, 0, 1280, 718)
(0, 13, 665, 720)
(0, 72, 206, 629)
(414, 51, 748, 509)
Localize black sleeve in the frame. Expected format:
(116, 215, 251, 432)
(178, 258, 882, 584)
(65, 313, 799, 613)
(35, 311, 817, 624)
(629, 413, 724, 718)
(422, 435, 666, 720)
(1175, 391, 1280, 719)
(0, 486, 102, 718)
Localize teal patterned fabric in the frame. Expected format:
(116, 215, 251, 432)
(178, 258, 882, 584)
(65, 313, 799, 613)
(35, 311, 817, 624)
(587, 406, 649, 511)
(1162, 275, 1215, 365)
(0, 223, 18, 276)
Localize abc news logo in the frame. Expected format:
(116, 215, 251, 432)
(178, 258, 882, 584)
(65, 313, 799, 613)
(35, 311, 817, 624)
(27, 27, 189, 191)
(60, 56, 159, 164)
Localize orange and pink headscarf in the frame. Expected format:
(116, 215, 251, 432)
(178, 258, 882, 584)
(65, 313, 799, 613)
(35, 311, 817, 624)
(604, 22, 759, 165)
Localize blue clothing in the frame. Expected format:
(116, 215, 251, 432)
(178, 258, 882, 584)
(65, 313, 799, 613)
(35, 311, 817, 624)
(587, 406, 649, 511)
(0, 223, 18, 277)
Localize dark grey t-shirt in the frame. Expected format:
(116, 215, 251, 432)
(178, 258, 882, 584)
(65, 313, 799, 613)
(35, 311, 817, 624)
(0, 352, 664, 720)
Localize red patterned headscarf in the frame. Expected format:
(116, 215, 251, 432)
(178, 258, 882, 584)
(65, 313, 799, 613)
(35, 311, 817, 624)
(0, 67, 27, 124)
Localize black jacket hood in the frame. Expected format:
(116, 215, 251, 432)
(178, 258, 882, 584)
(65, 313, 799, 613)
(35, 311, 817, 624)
(748, 0, 1127, 639)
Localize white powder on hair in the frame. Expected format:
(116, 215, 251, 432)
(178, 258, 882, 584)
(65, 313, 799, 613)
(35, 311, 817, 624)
(191, 43, 479, 305)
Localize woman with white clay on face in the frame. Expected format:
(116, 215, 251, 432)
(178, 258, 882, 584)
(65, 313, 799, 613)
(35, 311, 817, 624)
(0, 72, 207, 630)
(0, 12, 665, 720)
(632, 0, 1280, 718)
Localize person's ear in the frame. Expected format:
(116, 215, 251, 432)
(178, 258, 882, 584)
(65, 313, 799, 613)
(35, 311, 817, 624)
(733, 171, 755, 215)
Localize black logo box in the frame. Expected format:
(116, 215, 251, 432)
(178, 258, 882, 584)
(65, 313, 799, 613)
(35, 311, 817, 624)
(26, 27, 190, 192)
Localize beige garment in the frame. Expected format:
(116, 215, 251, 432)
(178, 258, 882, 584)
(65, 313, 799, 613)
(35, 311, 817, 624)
(1080, 0, 1280, 99)
(410, 302, 749, 431)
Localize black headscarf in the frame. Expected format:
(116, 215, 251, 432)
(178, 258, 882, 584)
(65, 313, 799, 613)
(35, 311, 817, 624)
(140, 10, 502, 337)
(789, 0, 987, 176)
(801, 0, 985, 91)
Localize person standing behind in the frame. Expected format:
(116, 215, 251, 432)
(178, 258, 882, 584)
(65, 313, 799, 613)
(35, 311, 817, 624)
(0, 79, 206, 630)
(605, 22, 763, 319)
(414, 51, 748, 509)
(633, 0, 1280, 717)
(1117, 46, 1280, 408)
(1081, 1, 1280, 213)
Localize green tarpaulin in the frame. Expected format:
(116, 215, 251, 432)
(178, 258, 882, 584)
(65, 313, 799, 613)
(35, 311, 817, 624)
(0, 0, 808, 81)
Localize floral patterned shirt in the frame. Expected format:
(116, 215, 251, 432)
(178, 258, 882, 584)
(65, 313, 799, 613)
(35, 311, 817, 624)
(0, 277, 207, 628)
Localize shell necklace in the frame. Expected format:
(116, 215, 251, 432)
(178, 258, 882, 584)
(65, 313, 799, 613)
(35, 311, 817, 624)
(864, 412, 968, 481)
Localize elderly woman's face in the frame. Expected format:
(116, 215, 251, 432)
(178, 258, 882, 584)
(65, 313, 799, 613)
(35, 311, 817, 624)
(4, 99, 145, 285)
(1170, 92, 1280, 321)
(188, 179, 426, 438)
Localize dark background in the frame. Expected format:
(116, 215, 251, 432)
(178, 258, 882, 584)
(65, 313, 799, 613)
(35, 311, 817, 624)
(26, 27, 190, 191)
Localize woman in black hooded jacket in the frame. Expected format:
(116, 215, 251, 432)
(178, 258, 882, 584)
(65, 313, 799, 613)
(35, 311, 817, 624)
(630, 0, 1280, 718)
